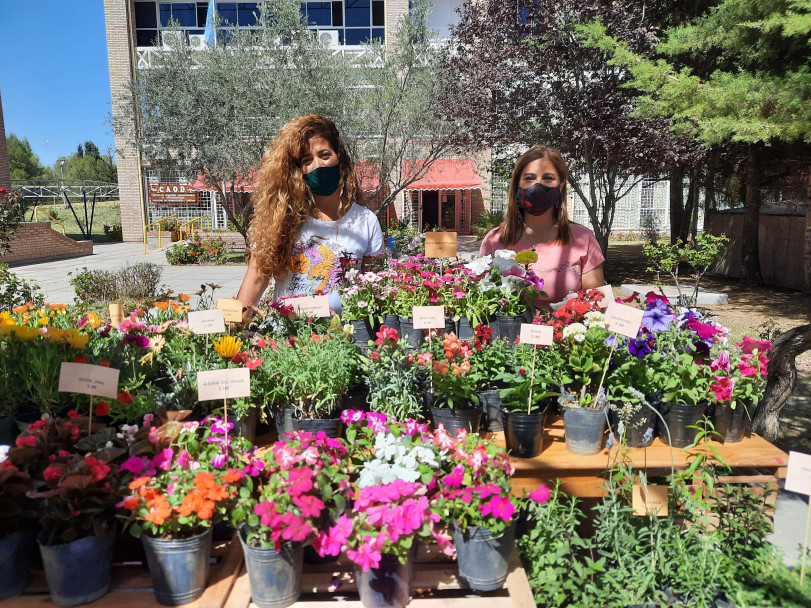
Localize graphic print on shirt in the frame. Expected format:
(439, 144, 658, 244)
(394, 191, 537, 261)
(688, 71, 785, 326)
(287, 235, 351, 294)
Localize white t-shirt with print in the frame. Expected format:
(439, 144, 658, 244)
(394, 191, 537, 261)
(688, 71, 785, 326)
(273, 203, 384, 312)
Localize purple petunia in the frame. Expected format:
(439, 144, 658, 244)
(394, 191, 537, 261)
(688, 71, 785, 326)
(642, 299, 675, 333)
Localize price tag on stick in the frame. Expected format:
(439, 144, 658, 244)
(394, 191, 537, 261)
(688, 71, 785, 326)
(216, 298, 244, 324)
(109, 303, 124, 327)
(413, 306, 445, 330)
(519, 323, 554, 346)
(188, 309, 226, 335)
(604, 301, 644, 339)
(59, 362, 120, 398)
(632, 484, 669, 517)
(290, 295, 331, 318)
(424, 232, 458, 258)
(197, 368, 251, 401)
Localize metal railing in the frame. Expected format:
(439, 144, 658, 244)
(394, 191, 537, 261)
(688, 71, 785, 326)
(179, 216, 211, 242)
(143, 215, 181, 254)
(12, 179, 120, 200)
(31, 206, 66, 234)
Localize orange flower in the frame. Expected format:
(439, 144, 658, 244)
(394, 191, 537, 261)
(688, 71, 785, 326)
(178, 293, 191, 302)
(154, 301, 170, 311)
(121, 495, 139, 510)
(144, 495, 172, 525)
(432, 360, 449, 376)
(12, 305, 27, 314)
(221, 469, 244, 484)
(99, 360, 110, 367)
(129, 476, 150, 490)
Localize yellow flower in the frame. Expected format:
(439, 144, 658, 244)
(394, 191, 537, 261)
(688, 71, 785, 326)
(213, 336, 243, 359)
(43, 327, 63, 343)
(10, 325, 38, 341)
(38, 317, 50, 326)
(515, 250, 539, 266)
(62, 328, 89, 349)
(85, 313, 101, 329)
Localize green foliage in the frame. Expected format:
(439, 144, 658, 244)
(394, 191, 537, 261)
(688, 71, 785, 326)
(103, 223, 123, 241)
(0, 263, 43, 311)
(360, 332, 425, 421)
(62, 142, 117, 183)
(472, 207, 505, 239)
(662, 351, 711, 405)
(7, 134, 52, 181)
(384, 219, 424, 258)
(496, 345, 562, 414)
(165, 238, 230, 265)
(69, 262, 165, 303)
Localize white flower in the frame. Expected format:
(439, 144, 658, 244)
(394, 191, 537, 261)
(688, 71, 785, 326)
(0, 445, 9, 464)
(583, 311, 606, 329)
(477, 279, 498, 293)
(344, 323, 355, 334)
(464, 255, 492, 275)
(500, 274, 524, 293)
(494, 249, 516, 260)
(357, 300, 368, 309)
(562, 322, 588, 342)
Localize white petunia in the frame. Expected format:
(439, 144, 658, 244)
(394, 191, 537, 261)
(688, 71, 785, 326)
(464, 255, 492, 275)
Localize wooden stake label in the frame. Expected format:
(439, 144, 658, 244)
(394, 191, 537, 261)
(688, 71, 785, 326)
(604, 301, 644, 339)
(58, 362, 120, 399)
(632, 484, 669, 516)
(109, 303, 124, 327)
(217, 298, 243, 323)
(188, 309, 226, 334)
(786, 451, 811, 496)
(413, 306, 445, 329)
(425, 232, 458, 258)
(519, 323, 554, 345)
(197, 368, 251, 401)
(290, 295, 330, 318)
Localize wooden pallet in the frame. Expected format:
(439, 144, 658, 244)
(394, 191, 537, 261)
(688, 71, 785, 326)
(7, 535, 243, 608)
(225, 545, 535, 608)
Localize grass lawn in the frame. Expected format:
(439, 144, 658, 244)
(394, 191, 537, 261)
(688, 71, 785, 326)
(28, 200, 121, 243)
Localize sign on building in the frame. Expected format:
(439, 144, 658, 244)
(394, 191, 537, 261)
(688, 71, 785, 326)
(148, 183, 198, 205)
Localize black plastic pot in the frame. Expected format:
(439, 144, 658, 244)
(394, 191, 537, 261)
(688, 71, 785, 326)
(457, 317, 475, 340)
(656, 402, 708, 448)
(355, 552, 413, 608)
(478, 390, 503, 432)
(453, 522, 516, 591)
(503, 407, 547, 457)
(142, 527, 212, 606)
(292, 415, 343, 438)
(397, 316, 424, 348)
(0, 528, 37, 599)
(39, 531, 115, 607)
(608, 404, 657, 448)
(349, 319, 375, 348)
(239, 530, 303, 608)
(0, 417, 19, 446)
(381, 314, 400, 334)
(227, 409, 256, 443)
(274, 405, 295, 437)
(712, 402, 750, 443)
(562, 406, 607, 455)
(430, 404, 482, 435)
(496, 314, 522, 344)
(14, 404, 41, 433)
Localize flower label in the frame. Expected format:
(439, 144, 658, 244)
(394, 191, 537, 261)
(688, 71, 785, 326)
(216, 298, 243, 323)
(413, 305, 445, 329)
(109, 303, 124, 327)
(58, 362, 120, 398)
(786, 451, 811, 496)
(197, 368, 251, 401)
(632, 484, 668, 516)
(425, 232, 458, 258)
(291, 295, 330, 318)
(604, 301, 644, 339)
(188, 309, 226, 334)
(596, 284, 614, 302)
(519, 323, 554, 345)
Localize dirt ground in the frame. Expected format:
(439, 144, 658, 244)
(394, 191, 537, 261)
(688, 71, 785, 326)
(607, 242, 811, 453)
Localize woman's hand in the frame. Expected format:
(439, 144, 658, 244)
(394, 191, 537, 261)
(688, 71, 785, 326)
(236, 257, 270, 324)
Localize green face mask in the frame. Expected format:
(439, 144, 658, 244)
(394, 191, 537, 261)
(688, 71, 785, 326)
(303, 164, 340, 197)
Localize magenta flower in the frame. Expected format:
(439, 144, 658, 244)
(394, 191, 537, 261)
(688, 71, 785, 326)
(293, 494, 325, 518)
(120, 455, 148, 475)
(443, 465, 464, 488)
(528, 484, 551, 504)
(286, 467, 314, 497)
(710, 375, 733, 402)
(347, 536, 383, 572)
(480, 495, 515, 522)
(150, 448, 174, 471)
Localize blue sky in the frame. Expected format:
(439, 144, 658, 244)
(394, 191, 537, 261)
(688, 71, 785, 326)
(0, 1, 114, 169)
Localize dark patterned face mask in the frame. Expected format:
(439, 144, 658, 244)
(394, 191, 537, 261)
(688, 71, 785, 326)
(303, 163, 340, 197)
(517, 183, 561, 216)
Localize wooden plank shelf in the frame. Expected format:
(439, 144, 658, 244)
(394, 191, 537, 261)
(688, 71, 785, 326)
(7, 535, 243, 608)
(225, 545, 535, 608)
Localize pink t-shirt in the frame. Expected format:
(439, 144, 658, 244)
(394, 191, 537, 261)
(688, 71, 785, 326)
(478, 224, 605, 304)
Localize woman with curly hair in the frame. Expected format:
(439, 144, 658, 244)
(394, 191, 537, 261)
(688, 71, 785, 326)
(237, 115, 383, 317)
(478, 145, 605, 305)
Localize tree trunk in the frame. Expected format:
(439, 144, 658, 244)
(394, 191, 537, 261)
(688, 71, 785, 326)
(669, 167, 684, 244)
(681, 169, 698, 242)
(752, 324, 811, 442)
(740, 144, 762, 284)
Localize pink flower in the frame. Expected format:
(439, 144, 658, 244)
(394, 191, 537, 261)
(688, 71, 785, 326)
(275, 445, 298, 470)
(347, 536, 383, 572)
(443, 465, 464, 488)
(245, 357, 263, 370)
(120, 455, 149, 475)
(341, 409, 365, 424)
(150, 448, 174, 471)
(292, 494, 325, 518)
(737, 336, 772, 355)
(366, 412, 389, 434)
(710, 351, 730, 373)
(528, 484, 551, 504)
(281, 514, 312, 543)
(286, 467, 314, 496)
(479, 496, 515, 522)
(432, 425, 455, 451)
(255, 499, 281, 527)
(710, 375, 733, 402)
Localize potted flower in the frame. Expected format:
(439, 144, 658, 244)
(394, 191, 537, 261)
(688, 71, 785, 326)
(657, 351, 712, 447)
(419, 332, 481, 433)
(708, 337, 771, 443)
(230, 431, 350, 608)
(118, 416, 245, 606)
(0, 453, 38, 600)
(361, 325, 425, 422)
(431, 428, 551, 591)
(496, 344, 561, 457)
(339, 268, 384, 345)
(467, 324, 513, 431)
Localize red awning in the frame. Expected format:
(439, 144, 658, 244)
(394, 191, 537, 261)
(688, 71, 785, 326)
(403, 158, 482, 191)
(188, 169, 258, 192)
(355, 161, 381, 192)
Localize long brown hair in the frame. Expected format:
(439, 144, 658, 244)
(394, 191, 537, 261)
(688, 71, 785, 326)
(248, 115, 366, 280)
(498, 145, 573, 247)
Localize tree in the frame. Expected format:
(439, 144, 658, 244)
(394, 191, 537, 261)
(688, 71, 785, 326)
(439, 0, 683, 258)
(582, 0, 811, 282)
(7, 134, 51, 181)
(62, 142, 118, 183)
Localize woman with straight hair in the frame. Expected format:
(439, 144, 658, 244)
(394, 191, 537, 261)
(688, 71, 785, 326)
(478, 145, 605, 305)
(237, 115, 383, 318)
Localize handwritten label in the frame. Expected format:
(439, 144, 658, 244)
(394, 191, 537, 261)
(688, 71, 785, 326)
(109, 303, 124, 327)
(596, 284, 614, 302)
(424, 232, 458, 258)
(217, 298, 243, 323)
(786, 451, 811, 496)
(58, 362, 120, 399)
(197, 368, 251, 401)
(604, 301, 644, 339)
(291, 295, 331, 318)
(188, 309, 226, 334)
(413, 306, 445, 330)
(632, 484, 669, 516)
(519, 323, 554, 346)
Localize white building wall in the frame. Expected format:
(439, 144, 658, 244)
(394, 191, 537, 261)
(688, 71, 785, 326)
(426, 0, 465, 39)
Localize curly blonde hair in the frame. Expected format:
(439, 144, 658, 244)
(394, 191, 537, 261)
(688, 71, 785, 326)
(248, 115, 366, 280)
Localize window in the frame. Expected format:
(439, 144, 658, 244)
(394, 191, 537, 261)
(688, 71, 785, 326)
(136, 2, 258, 46)
(640, 178, 656, 220)
(299, 0, 386, 45)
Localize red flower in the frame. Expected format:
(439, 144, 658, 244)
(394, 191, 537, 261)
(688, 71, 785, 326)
(67, 409, 81, 418)
(43, 466, 62, 482)
(73, 356, 88, 364)
(368, 352, 381, 361)
(15, 435, 38, 448)
(99, 360, 110, 367)
(118, 391, 134, 404)
(96, 401, 111, 416)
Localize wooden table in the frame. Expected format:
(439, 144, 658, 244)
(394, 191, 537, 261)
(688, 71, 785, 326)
(492, 416, 789, 498)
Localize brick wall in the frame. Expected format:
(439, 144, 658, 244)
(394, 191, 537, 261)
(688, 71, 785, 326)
(3, 222, 93, 265)
(199, 231, 248, 250)
(386, 0, 409, 48)
(105, 0, 144, 243)
(0, 88, 11, 190)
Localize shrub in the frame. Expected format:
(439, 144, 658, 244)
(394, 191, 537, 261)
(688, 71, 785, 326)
(472, 207, 505, 239)
(0, 263, 44, 311)
(69, 262, 165, 303)
(165, 238, 230, 265)
(103, 223, 123, 241)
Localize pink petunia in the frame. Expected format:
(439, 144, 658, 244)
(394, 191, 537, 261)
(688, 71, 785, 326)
(528, 484, 551, 504)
